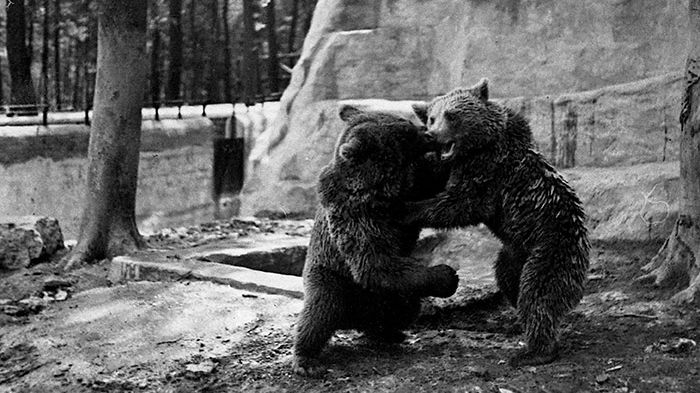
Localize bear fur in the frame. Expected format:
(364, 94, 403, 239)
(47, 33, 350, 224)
(292, 106, 459, 377)
(408, 79, 590, 367)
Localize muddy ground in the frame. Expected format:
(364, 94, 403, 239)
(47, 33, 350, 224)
(1, 232, 699, 392)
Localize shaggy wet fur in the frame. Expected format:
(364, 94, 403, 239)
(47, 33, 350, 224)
(292, 106, 458, 377)
(409, 79, 590, 367)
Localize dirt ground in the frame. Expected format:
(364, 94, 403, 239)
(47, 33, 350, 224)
(1, 235, 699, 392)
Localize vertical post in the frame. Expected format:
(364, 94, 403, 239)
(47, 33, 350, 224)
(42, 104, 48, 126)
(266, 0, 280, 95)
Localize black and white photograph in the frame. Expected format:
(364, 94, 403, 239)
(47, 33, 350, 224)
(0, 0, 699, 392)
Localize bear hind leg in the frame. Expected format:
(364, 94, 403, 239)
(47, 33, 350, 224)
(293, 282, 348, 377)
(510, 250, 585, 367)
(494, 244, 525, 307)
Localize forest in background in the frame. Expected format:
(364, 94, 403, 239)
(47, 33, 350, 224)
(0, 0, 318, 111)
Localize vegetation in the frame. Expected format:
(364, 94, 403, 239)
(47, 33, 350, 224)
(0, 0, 318, 109)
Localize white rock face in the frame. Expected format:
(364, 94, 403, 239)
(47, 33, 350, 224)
(240, 0, 687, 217)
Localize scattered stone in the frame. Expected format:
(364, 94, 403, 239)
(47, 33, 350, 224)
(605, 365, 623, 372)
(0, 216, 64, 270)
(661, 338, 697, 354)
(596, 373, 610, 384)
(498, 388, 515, 393)
(43, 277, 72, 292)
(54, 290, 69, 301)
(184, 359, 217, 379)
(0, 299, 12, 306)
(600, 291, 630, 303)
(645, 338, 697, 354)
(466, 366, 489, 378)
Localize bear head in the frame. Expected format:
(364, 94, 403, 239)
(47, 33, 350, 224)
(412, 78, 508, 161)
(318, 105, 433, 204)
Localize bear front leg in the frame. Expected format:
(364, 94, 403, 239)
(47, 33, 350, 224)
(347, 255, 458, 298)
(403, 191, 477, 229)
(293, 277, 348, 377)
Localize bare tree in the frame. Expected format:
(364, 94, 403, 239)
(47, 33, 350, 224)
(62, 0, 147, 269)
(53, 0, 60, 109)
(636, 0, 700, 305)
(266, 0, 279, 94)
(222, 0, 232, 102)
(7, 0, 37, 105)
(165, 0, 183, 101)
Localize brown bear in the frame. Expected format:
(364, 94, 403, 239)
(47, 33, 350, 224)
(408, 79, 590, 367)
(292, 106, 458, 377)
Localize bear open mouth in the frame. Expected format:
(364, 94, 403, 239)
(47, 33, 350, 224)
(440, 142, 456, 160)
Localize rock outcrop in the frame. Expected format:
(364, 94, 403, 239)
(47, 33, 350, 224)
(240, 0, 687, 217)
(0, 216, 65, 270)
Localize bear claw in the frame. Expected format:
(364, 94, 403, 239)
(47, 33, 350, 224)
(508, 346, 559, 367)
(292, 356, 327, 378)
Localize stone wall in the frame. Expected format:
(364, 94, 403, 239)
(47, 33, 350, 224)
(240, 0, 687, 217)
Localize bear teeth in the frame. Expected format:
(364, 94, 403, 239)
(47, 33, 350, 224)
(441, 143, 456, 160)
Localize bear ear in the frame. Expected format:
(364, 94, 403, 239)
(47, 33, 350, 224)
(469, 78, 489, 101)
(411, 102, 429, 125)
(338, 105, 364, 122)
(338, 137, 364, 161)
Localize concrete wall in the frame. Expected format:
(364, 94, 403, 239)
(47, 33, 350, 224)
(0, 119, 217, 240)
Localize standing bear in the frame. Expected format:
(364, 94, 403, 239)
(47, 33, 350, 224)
(409, 79, 590, 367)
(293, 106, 459, 377)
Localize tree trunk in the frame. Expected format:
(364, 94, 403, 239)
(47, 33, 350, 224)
(266, 0, 279, 94)
(187, 0, 201, 102)
(7, 0, 37, 104)
(150, 25, 161, 105)
(287, 0, 298, 55)
(62, 0, 147, 269)
(636, 0, 700, 306)
(41, 0, 48, 108)
(222, 0, 232, 102)
(53, 0, 60, 109)
(71, 40, 80, 109)
(164, 0, 182, 101)
(206, 0, 220, 103)
(241, 0, 256, 104)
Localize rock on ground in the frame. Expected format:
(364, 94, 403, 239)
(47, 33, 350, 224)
(0, 216, 64, 270)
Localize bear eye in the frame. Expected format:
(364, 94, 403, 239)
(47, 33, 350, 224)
(428, 116, 435, 125)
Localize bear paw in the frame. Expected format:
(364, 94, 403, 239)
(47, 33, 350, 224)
(292, 355, 327, 378)
(428, 264, 459, 298)
(508, 346, 559, 367)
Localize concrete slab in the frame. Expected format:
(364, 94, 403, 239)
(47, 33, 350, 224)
(110, 256, 303, 299)
(184, 234, 308, 276)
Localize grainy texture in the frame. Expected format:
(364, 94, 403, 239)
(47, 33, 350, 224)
(408, 79, 590, 366)
(293, 107, 457, 377)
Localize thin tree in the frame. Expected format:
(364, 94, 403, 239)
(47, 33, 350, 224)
(266, 0, 279, 94)
(62, 0, 147, 269)
(222, 0, 232, 102)
(53, 0, 60, 109)
(6, 0, 37, 105)
(165, 0, 183, 101)
(636, 0, 700, 305)
(241, 0, 256, 104)
(41, 0, 49, 109)
(287, 0, 298, 55)
(150, 24, 161, 105)
(206, 0, 220, 103)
